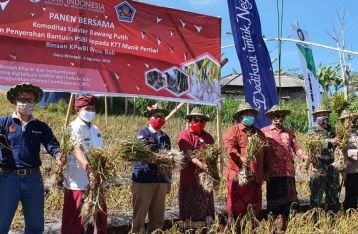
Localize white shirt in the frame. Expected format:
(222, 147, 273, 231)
(0, 0, 10, 11)
(64, 117, 103, 190)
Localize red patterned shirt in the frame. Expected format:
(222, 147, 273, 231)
(178, 128, 214, 187)
(261, 125, 305, 177)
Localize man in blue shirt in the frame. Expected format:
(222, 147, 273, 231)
(131, 103, 171, 233)
(0, 83, 61, 234)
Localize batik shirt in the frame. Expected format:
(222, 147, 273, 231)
(261, 125, 305, 177)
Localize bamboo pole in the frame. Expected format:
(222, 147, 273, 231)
(186, 103, 190, 129)
(64, 93, 75, 127)
(165, 102, 185, 121)
(104, 96, 108, 126)
(125, 97, 128, 115)
(216, 102, 224, 174)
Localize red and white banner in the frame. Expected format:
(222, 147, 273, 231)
(0, 0, 221, 104)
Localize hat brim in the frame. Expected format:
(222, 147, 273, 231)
(233, 108, 259, 120)
(7, 84, 44, 104)
(185, 113, 211, 122)
(312, 110, 331, 116)
(145, 108, 169, 117)
(338, 113, 357, 120)
(265, 110, 291, 118)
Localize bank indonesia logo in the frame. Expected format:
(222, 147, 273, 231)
(115, 1, 136, 23)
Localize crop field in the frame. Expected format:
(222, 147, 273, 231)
(0, 94, 357, 233)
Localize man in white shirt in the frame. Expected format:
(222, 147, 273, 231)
(61, 95, 107, 234)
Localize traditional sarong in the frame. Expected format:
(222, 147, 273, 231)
(179, 183, 215, 221)
(227, 178, 262, 219)
(62, 189, 107, 234)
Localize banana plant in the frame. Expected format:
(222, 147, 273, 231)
(317, 64, 342, 94)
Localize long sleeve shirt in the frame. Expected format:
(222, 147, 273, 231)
(132, 126, 171, 183)
(223, 123, 268, 183)
(177, 128, 214, 187)
(347, 132, 358, 174)
(261, 125, 305, 177)
(0, 114, 60, 169)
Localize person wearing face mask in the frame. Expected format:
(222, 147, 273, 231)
(261, 105, 306, 232)
(223, 103, 269, 223)
(0, 83, 62, 234)
(131, 103, 171, 234)
(62, 95, 107, 234)
(306, 106, 341, 212)
(177, 107, 214, 228)
(337, 110, 358, 210)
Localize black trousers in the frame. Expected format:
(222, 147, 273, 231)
(344, 173, 358, 210)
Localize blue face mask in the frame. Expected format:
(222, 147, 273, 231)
(242, 115, 255, 126)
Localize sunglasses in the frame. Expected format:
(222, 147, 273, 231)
(191, 118, 206, 123)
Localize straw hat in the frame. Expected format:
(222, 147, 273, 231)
(144, 103, 169, 117)
(338, 109, 357, 120)
(185, 107, 211, 122)
(233, 102, 259, 120)
(7, 83, 43, 104)
(265, 105, 291, 118)
(312, 105, 331, 116)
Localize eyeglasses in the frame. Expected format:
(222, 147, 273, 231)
(192, 118, 206, 123)
(16, 98, 35, 104)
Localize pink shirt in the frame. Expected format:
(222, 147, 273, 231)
(261, 125, 305, 177)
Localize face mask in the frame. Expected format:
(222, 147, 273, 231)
(79, 110, 96, 122)
(149, 117, 165, 130)
(189, 122, 206, 133)
(242, 115, 255, 126)
(16, 102, 34, 115)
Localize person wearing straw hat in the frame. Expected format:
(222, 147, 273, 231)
(223, 102, 269, 222)
(0, 83, 62, 234)
(306, 105, 341, 211)
(261, 105, 306, 231)
(338, 110, 358, 210)
(131, 103, 171, 234)
(177, 107, 215, 228)
(61, 95, 107, 234)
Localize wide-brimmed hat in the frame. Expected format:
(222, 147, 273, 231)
(233, 102, 259, 120)
(265, 105, 291, 118)
(144, 103, 169, 117)
(338, 109, 357, 120)
(312, 105, 331, 116)
(185, 107, 211, 122)
(7, 83, 43, 104)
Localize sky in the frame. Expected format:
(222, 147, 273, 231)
(138, 0, 358, 77)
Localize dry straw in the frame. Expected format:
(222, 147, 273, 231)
(49, 128, 73, 191)
(117, 138, 182, 180)
(80, 148, 110, 228)
(236, 133, 267, 186)
(332, 117, 354, 171)
(191, 145, 221, 192)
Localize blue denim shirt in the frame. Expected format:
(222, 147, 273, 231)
(132, 127, 171, 183)
(0, 116, 60, 169)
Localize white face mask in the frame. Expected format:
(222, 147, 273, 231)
(16, 102, 34, 115)
(79, 110, 96, 122)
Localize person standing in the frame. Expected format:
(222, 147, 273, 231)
(0, 83, 62, 234)
(306, 106, 341, 211)
(62, 95, 107, 234)
(261, 105, 306, 231)
(223, 103, 268, 222)
(177, 108, 215, 227)
(131, 103, 171, 233)
(338, 110, 358, 210)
